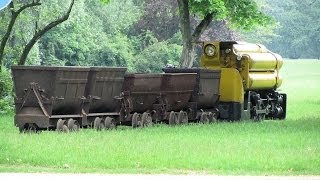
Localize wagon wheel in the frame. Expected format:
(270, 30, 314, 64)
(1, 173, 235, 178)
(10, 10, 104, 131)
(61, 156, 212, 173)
(19, 126, 26, 133)
(120, 98, 132, 119)
(132, 113, 142, 128)
(21, 124, 39, 133)
(94, 117, 105, 131)
(207, 112, 217, 123)
(169, 111, 177, 126)
(56, 119, 69, 133)
(200, 112, 209, 124)
(151, 110, 159, 123)
(62, 124, 69, 133)
(67, 118, 80, 132)
(141, 112, 153, 127)
(105, 116, 116, 130)
(178, 111, 188, 124)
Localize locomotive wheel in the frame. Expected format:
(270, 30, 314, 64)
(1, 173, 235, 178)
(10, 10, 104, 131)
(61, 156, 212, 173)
(132, 113, 142, 128)
(105, 117, 116, 130)
(208, 112, 217, 123)
(57, 119, 69, 133)
(252, 106, 265, 122)
(141, 112, 153, 127)
(200, 112, 209, 124)
(94, 117, 105, 131)
(250, 92, 266, 121)
(169, 111, 177, 126)
(178, 111, 188, 124)
(67, 118, 80, 132)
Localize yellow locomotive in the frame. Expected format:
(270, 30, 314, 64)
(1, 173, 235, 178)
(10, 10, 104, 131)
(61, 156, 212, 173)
(200, 41, 286, 120)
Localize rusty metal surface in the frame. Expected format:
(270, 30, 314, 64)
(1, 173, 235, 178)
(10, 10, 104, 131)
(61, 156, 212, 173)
(12, 66, 220, 130)
(11, 66, 91, 129)
(161, 73, 197, 111)
(122, 73, 163, 113)
(85, 67, 127, 113)
(12, 66, 90, 116)
(163, 68, 221, 109)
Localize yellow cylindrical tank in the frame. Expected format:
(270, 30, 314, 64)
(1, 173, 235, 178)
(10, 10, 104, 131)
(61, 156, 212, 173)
(247, 71, 282, 90)
(244, 52, 283, 71)
(233, 43, 268, 53)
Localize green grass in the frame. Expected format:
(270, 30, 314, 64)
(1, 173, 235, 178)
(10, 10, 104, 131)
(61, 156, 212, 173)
(0, 59, 320, 175)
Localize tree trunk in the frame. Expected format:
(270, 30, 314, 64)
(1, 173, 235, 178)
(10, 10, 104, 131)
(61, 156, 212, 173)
(18, 0, 75, 65)
(177, 0, 193, 68)
(0, 1, 41, 71)
(177, 0, 214, 68)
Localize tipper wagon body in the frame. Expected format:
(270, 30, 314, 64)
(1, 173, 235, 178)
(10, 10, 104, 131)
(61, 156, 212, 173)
(12, 66, 90, 131)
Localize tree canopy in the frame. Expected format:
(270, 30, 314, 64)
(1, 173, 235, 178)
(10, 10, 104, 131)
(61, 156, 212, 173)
(265, 0, 320, 59)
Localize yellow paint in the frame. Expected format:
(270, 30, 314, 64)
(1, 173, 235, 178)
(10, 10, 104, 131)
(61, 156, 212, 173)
(219, 68, 244, 103)
(240, 55, 283, 90)
(246, 52, 283, 71)
(200, 42, 220, 68)
(200, 41, 284, 103)
(233, 43, 268, 53)
(247, 71, 282, 90)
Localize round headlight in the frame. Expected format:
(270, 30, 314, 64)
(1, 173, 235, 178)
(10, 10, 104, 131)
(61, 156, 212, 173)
(204, 44, 216, 56)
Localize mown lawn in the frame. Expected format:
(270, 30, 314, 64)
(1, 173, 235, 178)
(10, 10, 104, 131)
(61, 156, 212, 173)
(0, 59, 319, 175)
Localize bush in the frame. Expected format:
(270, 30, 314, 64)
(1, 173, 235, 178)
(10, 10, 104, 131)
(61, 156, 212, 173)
(0, 68, 14, 114)
(134, 41, 182, 73)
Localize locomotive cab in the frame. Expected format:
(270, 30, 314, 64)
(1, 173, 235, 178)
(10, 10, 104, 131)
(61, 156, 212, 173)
(200, 41, 287, 121)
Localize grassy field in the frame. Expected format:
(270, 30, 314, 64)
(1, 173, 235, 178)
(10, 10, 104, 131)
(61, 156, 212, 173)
(0, 60, 320, 175)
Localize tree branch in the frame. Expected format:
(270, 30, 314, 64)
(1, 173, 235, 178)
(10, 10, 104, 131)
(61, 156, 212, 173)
(0, 1, 41, 71)
(15, 0, 41, 15)
(18, 0, 75, 65)
(192, 13, 213, 42)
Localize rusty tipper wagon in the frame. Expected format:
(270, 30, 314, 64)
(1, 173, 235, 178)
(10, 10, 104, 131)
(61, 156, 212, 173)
(12, 66, 90, 132)
(86, 67, 127, 130)
(163, 68, 221, 123)
(12, 66, 127, 132)
(121, 73, 197, 127)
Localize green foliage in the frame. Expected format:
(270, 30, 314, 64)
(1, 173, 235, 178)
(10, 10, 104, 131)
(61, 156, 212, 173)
(225, 0, 273, 30)
(241, 23, 279, 44)
(94, 33, 136, 72)
(100, 0, 111, 3)
(36, 0, 146, 70)
(243, 0, 320, 59)
(131, 30, 159, 52)
(0, 2, 41, 67)
(0, 69, 12, 98)
(135, 41, 182, 73)
(189, 0, 273, 30)
(1, 0, 185, 73)
(189, 0, 227, 19)
(0, 69, 14, 114)
(90, 0, 143, 36)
